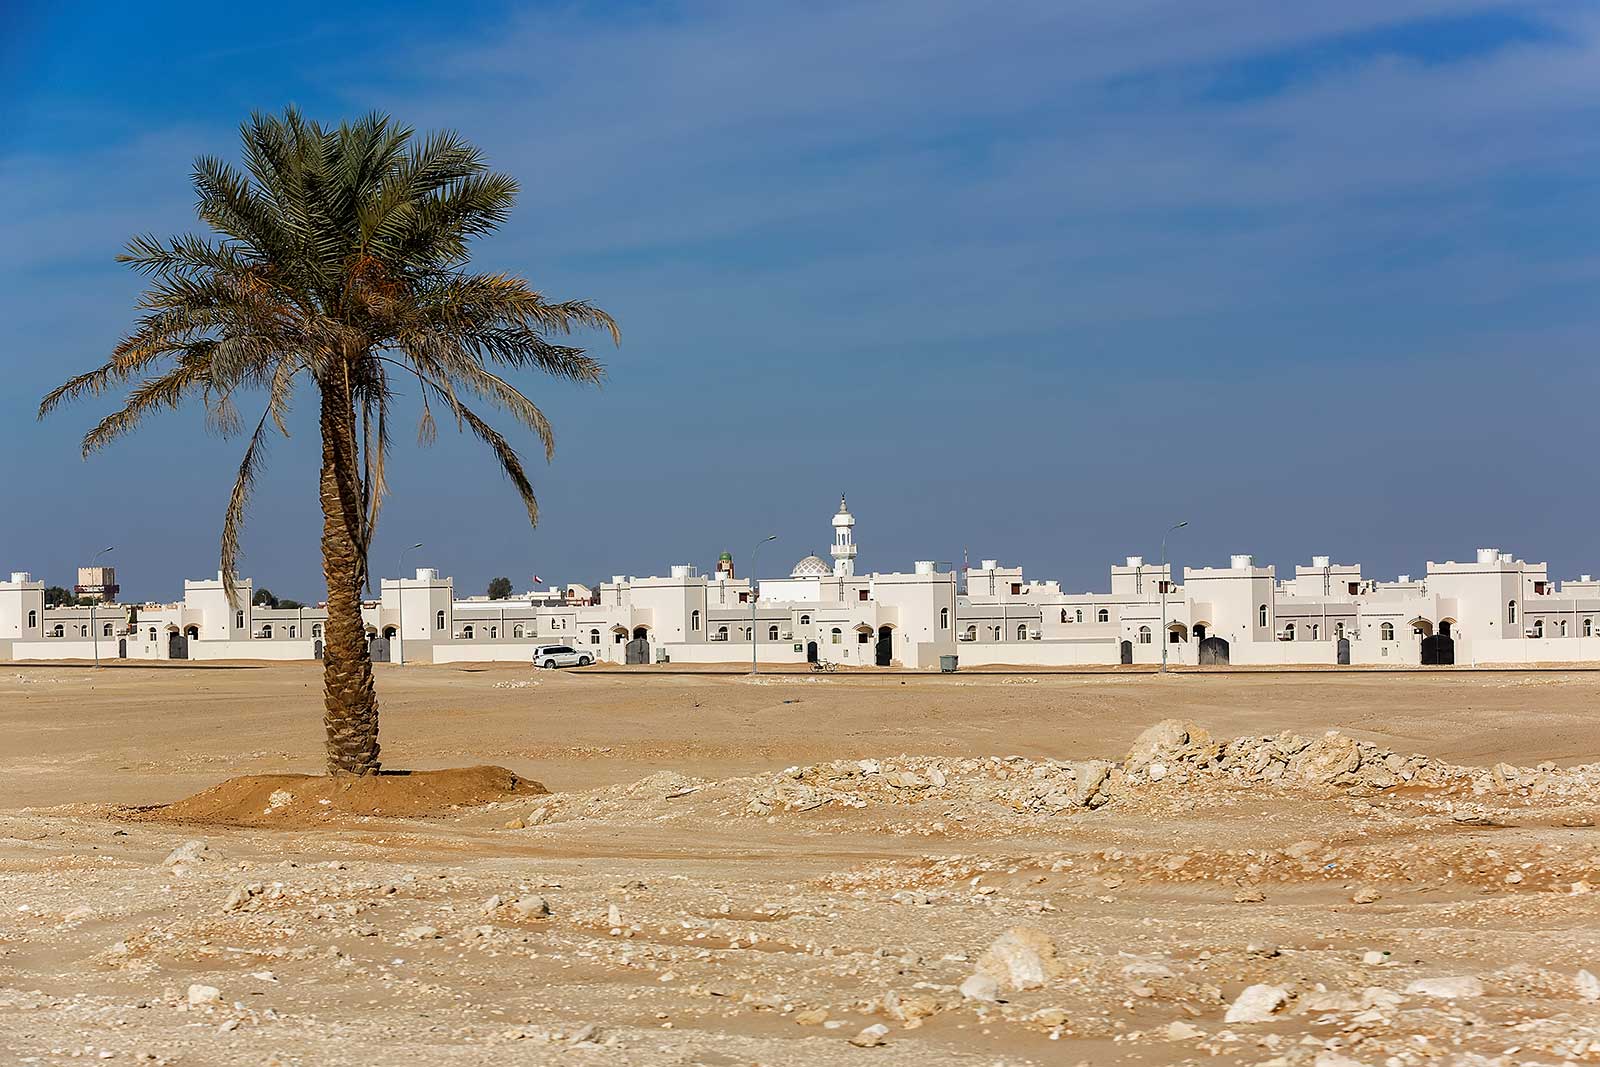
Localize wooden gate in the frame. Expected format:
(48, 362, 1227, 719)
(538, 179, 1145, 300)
(369, 635, 391, 663)
(167, 632, 188, 660)
(1197, 636, 1230, 665)
(1336, 638, 1351, 665)
(625, 637, 650, 665)
(1119, 640, 1133, 665)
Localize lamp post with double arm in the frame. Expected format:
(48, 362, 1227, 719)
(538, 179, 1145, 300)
(1160, 521, 1187, 673)
(395, 542, 424, 665)
(750, 535, 777, 674)
(89, 545, 114, 669)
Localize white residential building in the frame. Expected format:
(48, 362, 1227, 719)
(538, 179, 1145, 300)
(1, 500, 1595, 668)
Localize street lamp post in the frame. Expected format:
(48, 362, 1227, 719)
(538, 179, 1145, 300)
(750, 535, 777, 674)
(396, 542, 423, 665)
(1160, 522, 1188, 673)
(89, 546, 114, 669)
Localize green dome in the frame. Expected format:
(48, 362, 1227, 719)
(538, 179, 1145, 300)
(718, 551, 733, 561)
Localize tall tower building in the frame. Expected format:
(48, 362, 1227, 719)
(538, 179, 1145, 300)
(830, 494, 857, 577)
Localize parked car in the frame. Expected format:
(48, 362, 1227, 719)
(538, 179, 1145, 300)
(531, 644, 593, 669)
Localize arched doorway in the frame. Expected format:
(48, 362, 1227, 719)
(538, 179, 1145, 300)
(1336, 638, 1351, 665)
(626, 626, 651, 665)
(167, 629, 188, 660)
(117, 638, 127, 659)
(1198, 636, 1230, 665)
(1119, 639, 1133, 665)
(1193, 623, 1208, 641)
(314, 639, 324, 660)
(875, 625, 893, 667)
(806, 640, 819, 664)
(184, 625, 199, 640)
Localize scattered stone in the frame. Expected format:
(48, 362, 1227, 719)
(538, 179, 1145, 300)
(186, 984, 221, 1006)
(849, 1023, 889, 1047)
(163, 840, 214, 872)
(1234, 888, 1266, 903)
(403, 925, 441, 940)
(1576, 969, 1599, 1003)
(1404, 976, 1484, 999)
(975, 927, 1063, 991)
(959, 973, 1001, 1002)
(1224, 984, 1289, 1023)
(1351, 888, 1381, 904)
(1167, 1020, 1202, 1040)
(794, 1007, 829, 1025)
(513, 895, 551, 918)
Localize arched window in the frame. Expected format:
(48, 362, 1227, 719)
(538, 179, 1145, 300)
(312, 623, 323, 638)
(1586, 618, 1594, 638)
(1075, 608, 1083, 623)
(287, 625, 297, 639)
(1283, 622, 1295, 640)
(1137, 625, 1151, 644)
(768, 624, 780, 641)
(148, 627, 157, 641)
(690, 610, 701, 631)
(799, 614, 811, 626)
(26, 610, 36, 628)
(1334, 621, 1344, 639)
(1017, 623, 1028, 641)
(964, 624, 977, 640)
(102, 622, 113, 637)
(1258, 604, 1268, 627)
(991, 625, 1002, 641)
(260, 623, 273, 638)
(51, 623, 63, 637)
(488, 626, 498, 639)
(590, 628, 601, 644)
(1380, 622, 1394, 641)
(436, 610, 446, 630)
(185, 625, 199, 639)
(513, 623, 524, 638)
(1060, 609, 1068, 623)
(940, 607, 949, 629)
(236, 610, 245, 629)
(831, 627, 842, 644)
(1309, 623, 1319, 640)
(1096, 608, 1109, 623)
(1506, 600, 1517, 625)
(1532, 619, 1544, 637)
(717, 624, 729, 641)
(463, 623, 475, 639)
(1559, 619, 1568, 638)
(79, 625, 89, 637)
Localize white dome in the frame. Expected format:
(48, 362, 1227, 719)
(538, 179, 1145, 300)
(789, 554, 833, 578)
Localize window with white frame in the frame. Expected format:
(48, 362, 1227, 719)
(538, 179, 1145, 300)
(103, 622, 113, 637)
(1259, 604, 1268, 627)
(260, 623, 273, 638)
(288, 625, 297, 638)
(768, 624, 779, 641)
(1137, 625, 1152, 644)
(312, 623, 323, 638)
(1075, 608, 1083, 623)
(1017, 623, 1027, 641)
(690, 610, 701, 631)
(1506, 600, 1517, 625)
(590, 629, 600, 644)
(1380, 621, 1394, 641)
(27, 610, 36, 628)
(799, 614, 811, 626)
(463, 624, 474, 639)
(436, 610, 446, 630)
(236, 610, 245, 629)
(940, 607, 949, 629)
(1096, 608, 1109, 623)
(1283, 622, 1295, 640)
(513, 623, 524, 638)
(831, 627, 842, 644)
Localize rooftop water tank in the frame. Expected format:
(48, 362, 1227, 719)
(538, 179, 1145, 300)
(1126, 555, 1144, 568)
(980, 559, 998, 570)
(1476, 547, 1500, 564)
(1230, 554, 1254, 569)
(415, 567, 438, 581)
(914, 561, 935, 575)
(9, 572, 30, 583)
(670, 564, 692, 579)
(1311, 555, 1330, 569)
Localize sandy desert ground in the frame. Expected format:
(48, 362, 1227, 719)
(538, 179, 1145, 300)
(2, 662, 1599, 1066)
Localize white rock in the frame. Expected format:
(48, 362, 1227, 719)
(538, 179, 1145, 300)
(1404, 976, 1483, 999)
(849, 1022, 889, 1047)
(402, 925, 440, 940)
(512, 895, 550, 918)
(480, 895, 503, 915)
(607, 903, 622, 927)
(163, 840, 213, 868)
(1167, 1020, 1201, 1040)
(975, 927, 1063, 991)
(266, 789, 294, 811)
(186, 984, 221, 1006)
(1576, 969, 1600, 1003)
(1147, 762, 1168, 782)
(959, 973, 1000, 1002)
(1224, 984, 1289, 1023)
(1361, 950, 1388, 966)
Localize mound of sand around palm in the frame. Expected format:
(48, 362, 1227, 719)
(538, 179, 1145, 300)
(119, 765, 547, 827)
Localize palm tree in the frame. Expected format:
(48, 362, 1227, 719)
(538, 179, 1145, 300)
(40, 109, 617, 776)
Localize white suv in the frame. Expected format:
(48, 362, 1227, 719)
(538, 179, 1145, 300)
(532, 644, 593, 669)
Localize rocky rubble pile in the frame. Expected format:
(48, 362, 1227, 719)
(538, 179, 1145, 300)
(739, 719, 1600, 818)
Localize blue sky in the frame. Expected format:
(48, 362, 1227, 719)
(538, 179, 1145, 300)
(2, 1, 1597, 601)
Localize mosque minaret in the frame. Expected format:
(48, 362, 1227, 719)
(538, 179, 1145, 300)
(830, 494, 857, 577)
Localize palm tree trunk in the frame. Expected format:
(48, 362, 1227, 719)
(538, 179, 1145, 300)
(319, 373, 381, 776)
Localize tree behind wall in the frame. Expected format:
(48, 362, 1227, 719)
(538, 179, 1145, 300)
(40, 108, 617, 776)
(487, 577, 513, 600)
